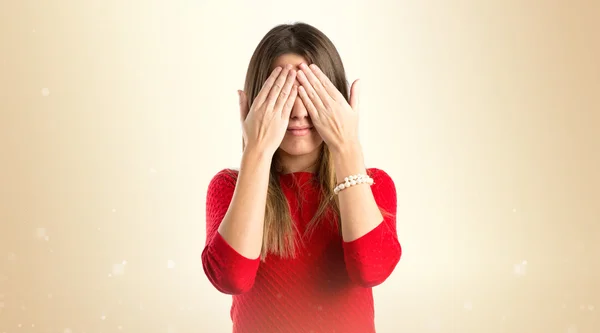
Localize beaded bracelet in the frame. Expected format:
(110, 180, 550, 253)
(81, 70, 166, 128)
(333, 174, 374, 195)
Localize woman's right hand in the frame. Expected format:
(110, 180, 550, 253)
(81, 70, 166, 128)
(238, 64, 298, 156)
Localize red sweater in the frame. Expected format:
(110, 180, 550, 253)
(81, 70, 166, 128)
(202, 168, 401, 333)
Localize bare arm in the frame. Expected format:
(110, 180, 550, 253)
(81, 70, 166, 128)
(333, 143, 401, 287)
(216, 147, 272, 259)
(215, 65, 297, 259)
(332, 143, 382, 241)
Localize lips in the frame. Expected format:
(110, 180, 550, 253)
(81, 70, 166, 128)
(286, 126, 313, 136)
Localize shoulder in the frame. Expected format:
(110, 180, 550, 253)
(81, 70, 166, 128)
(207, 168, 239, 192)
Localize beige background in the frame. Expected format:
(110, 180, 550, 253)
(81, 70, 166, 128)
(1, 0, 599, 332)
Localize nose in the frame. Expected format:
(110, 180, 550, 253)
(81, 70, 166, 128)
(290, 92, 309, 120)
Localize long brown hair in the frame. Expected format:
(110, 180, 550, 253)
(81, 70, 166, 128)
(230, 22, 392, 260)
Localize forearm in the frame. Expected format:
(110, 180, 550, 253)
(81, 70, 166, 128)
(217, 146, 272, 259)
(332, 143, 384, 242)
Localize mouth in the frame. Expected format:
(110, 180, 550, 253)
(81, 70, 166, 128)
(286, 127, 313, 136)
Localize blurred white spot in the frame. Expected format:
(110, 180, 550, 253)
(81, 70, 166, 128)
(513, 261, 527, 276)
(32, 29, 36, 33)
(101, 315, 106, 320)
(0, 302, 4, 308)
(587, 304, 594, 311)
(112, 263, 126, 276)
(41, 88, 50, 97)
(167, 260, 176, 269)
(21, 305, 26, 310)
(97, 227, 101, 231)
(48, 294, 53, 299)
(562, 304, 567, 309)
(463, 301, 472, 311)
(112, 208, 117, 213)
(18, 324, 22, 328)
(31, 324, 35, 327)
(7, 253, 16, 261)
(122, 260, 127, 265)
(148, 168, 157, 175)
(567, 325, 578, 333)
(118, 325, 123, 330)
(512, 208, 517, 213)
(580, 304, 585, 310)
(64, 329, 72, 333)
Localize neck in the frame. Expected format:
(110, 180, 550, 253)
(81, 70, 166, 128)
(275, 146, 322, 174)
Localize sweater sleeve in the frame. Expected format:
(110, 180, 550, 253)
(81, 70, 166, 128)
(201, 169, 260, 295)
(342, 168, 402, 288)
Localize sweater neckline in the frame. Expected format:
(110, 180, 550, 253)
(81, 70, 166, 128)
(278, 171, 316, 185)
(279, 171, 315, 176)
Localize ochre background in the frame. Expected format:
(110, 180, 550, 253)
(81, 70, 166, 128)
(1, 0, 598, 332)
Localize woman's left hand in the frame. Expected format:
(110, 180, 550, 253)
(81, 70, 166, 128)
(296, 63, 361, 154)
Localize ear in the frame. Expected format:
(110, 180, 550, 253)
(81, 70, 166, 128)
(349, 79, 360, 112)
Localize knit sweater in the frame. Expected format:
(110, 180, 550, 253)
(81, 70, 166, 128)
(202, 168, 401, 333)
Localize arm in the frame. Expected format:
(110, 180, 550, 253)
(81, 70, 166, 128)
(332, 143, 402, 288)
(201, 148, 272, 294)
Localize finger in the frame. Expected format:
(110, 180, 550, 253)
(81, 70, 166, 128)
(281, 85, 298, 120)
(297, 69, 326, 110)
(307, 64, 344, 101)
(297, 85, 320, 122)
(266, 65, 292, 110)
(349, 79, 360, 111)
(238, 90, 249, 121)
(254, 66, 283, 105)
(273, 69, 297, 113)
(298, 63, 331, 103)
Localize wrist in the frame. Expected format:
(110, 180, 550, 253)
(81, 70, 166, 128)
(242, 145, 274, 168)
(330, 143, 367, 183)
(330, 140, 363, 158)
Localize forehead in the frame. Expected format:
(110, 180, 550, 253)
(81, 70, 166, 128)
(270, 53, 309, 71)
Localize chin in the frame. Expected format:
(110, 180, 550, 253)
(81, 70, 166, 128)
(279, 136, 323, 156)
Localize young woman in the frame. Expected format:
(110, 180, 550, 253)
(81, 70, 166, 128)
(202, 22, 402, 333)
